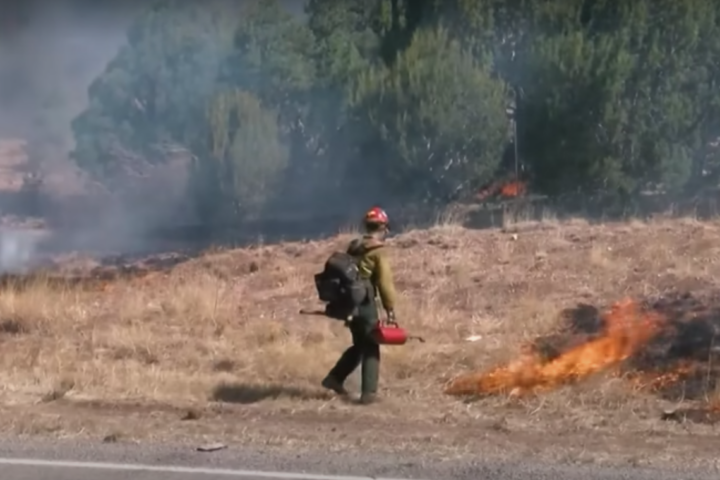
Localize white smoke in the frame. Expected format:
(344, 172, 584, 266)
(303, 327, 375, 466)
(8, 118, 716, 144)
(0, 229, 45, 273)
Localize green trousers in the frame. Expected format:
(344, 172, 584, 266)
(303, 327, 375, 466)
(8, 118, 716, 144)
(327, 301, 380, 394)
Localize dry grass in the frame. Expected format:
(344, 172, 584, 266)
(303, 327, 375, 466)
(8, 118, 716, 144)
(3, 214, 720, 455)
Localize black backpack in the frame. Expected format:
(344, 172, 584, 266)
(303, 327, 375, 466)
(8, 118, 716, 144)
(314, 251, 370, 320)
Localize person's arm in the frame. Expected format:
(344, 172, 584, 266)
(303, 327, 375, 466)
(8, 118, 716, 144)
(373, 250, 397, 318)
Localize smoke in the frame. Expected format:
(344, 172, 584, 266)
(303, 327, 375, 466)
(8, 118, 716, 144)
(0, 1, 139, 148)
(0, 229, 46, 273)
(0, 0, 380, 272)
(0, 1, 166, 268)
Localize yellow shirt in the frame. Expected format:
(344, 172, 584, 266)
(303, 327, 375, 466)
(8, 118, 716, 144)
(347, 235, 397, 310)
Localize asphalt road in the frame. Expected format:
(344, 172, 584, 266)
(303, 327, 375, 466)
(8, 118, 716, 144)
(0, 438, 716, 480)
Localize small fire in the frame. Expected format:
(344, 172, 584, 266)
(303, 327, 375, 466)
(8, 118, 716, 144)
(477, 179, 527, 200)
(499, 180, 526, 197)
(444, 298, 663, 397)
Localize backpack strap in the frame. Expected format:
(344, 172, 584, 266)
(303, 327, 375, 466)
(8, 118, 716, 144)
(346, 238, 364, 256)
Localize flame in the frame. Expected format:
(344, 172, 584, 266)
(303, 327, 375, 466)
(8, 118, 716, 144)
(477, 179, 527, 200)
(499, 180, 526, 197)
(444, 298, 663, 397)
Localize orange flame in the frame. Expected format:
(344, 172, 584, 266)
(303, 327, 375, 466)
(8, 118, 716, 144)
(477, 179, 527, 200)
(499, 180, 526, 197)
(444, 298, 663, 397)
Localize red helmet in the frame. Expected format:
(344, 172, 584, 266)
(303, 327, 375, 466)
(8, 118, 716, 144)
(363, 206, 389, 226)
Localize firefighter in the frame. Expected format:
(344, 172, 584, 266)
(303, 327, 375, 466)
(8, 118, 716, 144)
(321, 206, 398, 405)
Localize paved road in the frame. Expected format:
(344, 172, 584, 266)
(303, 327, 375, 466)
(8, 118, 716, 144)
(0, 438, 716, 480)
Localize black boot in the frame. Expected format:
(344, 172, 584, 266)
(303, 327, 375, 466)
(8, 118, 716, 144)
(321, 375, 349, 396)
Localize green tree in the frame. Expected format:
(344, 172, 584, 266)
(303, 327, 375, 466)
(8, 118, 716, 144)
(71, 0, 315, 222)
(70, 0, 237, 182)
(515, 0, 720, 197)
(213, 0, 326, 214)
(190, 90, 288, 223)
(391, 0, 720, 198)
(349, 27, 509, 203)
(299, 0, 383, 206)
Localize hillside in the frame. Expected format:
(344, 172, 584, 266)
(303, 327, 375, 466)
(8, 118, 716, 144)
(1, 217, 720, 465)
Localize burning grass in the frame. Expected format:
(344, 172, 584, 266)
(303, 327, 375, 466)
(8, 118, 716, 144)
(443, 294, 720, 403)
(444, 298, 664, 397)
(3, 216, 720, 445)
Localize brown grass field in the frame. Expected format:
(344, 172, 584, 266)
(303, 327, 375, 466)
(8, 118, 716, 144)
(3, 215, 720, 466)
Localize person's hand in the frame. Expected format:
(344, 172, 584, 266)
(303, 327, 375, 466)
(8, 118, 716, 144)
(386, 309, 397, 325)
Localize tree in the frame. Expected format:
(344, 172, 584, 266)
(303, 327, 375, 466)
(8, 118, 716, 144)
(348, 27, 509, 204)
(70, 0, 237, 183)
(213, 0, 327, 215)
(71, 0, 314, 222)
(190, 90, 288, 223)
(514, 0, 720, 197)
(71, 0, 720, 225)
